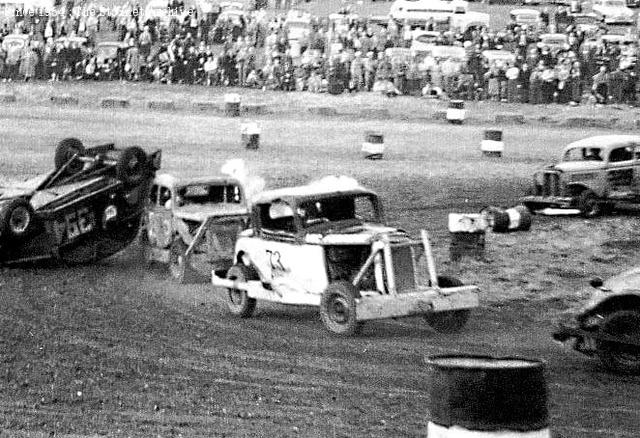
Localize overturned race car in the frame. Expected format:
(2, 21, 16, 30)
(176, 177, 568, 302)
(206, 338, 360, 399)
(211, 177, 480, 336)
(553, 269, 640, 374)
(0, 138, 160, 265)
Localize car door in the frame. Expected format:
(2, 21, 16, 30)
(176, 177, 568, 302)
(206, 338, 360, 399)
(245, 201, 326, 297)
(146, 183, 174, 248)
(606, 145, 636, 197)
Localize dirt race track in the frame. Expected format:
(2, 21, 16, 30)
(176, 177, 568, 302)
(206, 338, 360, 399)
(1, 103, 640, 437)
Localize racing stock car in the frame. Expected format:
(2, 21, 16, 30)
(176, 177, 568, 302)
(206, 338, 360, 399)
(211, 177, 480, 336)
(0, 138, 161, 265)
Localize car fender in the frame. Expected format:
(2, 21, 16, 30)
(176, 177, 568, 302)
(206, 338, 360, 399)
(580, 290, 640, 317)
(566, 182, 601, 198)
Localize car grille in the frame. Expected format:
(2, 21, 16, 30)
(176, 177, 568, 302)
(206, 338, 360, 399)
(535, 171, 561, 196)
(391, 246, 416, 293)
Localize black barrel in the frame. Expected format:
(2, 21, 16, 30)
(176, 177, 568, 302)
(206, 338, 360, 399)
(484, 129, 503, 141)
(365, 131, 384, 144)
(426, 355, 549, 434)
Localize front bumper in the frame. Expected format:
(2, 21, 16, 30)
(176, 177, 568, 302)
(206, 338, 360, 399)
(521, 195, 574, 209)
(355, 286, 479, 321)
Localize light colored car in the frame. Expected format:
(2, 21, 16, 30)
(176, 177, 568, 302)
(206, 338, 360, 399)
(389, 0, 468, 24)
(553, 269, 640, 374)
(521, 135, 640, 217)
(211, 177, 479, 336)
(538, 33, 570, 52)
(592, 0, 634, 24)
(510, 8, 542, 28)
(141, 173, 249, 283)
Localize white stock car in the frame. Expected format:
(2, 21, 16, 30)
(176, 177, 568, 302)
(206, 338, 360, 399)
(211, 178, 479, 336)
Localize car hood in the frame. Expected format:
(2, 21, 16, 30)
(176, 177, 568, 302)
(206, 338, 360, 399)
(173, 203, 249, 222)
(554, 161, 604, 172)
(603, 266, 640, 292)
(305, 222, 409, 245)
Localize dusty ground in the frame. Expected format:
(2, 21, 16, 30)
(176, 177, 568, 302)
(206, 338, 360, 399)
(1, 102, 640, 437)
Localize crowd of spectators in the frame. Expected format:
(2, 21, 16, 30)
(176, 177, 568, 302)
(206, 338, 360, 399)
(0, 0, 639, 105)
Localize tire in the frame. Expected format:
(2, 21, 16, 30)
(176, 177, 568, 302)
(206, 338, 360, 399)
(320, 281, 362, 336)
(425, 276, 471, 334)
(54, 137, 85, 174)
(116, 146, 148, 187)
(577, 190, 601, 218)
(596, 310, 640, 374)
(226, 264, 258, 318)
(168, 238, 197, 284)
(0, 198, 35, 241)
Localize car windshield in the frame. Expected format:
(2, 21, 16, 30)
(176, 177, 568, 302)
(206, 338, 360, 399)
(297, 194, 380, 228)
(562, 147, 604, 161)
(177, 184, 242, 205)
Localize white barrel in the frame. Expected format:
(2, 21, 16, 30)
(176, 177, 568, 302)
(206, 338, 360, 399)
(224, 93, 241, 117)
(362, 131, 384, 160)
(481, 129, 504, 157)
(448, 213, 488, 233)
(240, 122, 260, 150)
(426, 355, 551, 438)
(447, 100, 466, 124)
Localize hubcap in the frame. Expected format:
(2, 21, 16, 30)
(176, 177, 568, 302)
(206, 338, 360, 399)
(329, 295, 349, 324)
(9, 207, 30, 234)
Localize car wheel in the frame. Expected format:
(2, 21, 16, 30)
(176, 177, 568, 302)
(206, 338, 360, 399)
(577, 190, 601, 218)
(0, 198, 35, 241)
(425, 276, 471, 333)
(596, 310, 640, 374)
(168, 238, 198, 284)
(54, 137, 85, 175)
(320, 281, 362, 336)
(116, 146, 148, 187)
(226, 264, 258, 318)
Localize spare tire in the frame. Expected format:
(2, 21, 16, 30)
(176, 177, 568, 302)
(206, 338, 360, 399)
(55, 137, 85, 174)
(0, 198, 35, 241)
(116, 146, 148, 186)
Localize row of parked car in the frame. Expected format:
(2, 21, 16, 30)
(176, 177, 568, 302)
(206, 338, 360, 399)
(0, 136, 638, 373)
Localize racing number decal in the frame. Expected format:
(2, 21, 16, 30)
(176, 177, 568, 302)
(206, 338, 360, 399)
(56, 207, 95, 241)
(266, 249, 289, 278)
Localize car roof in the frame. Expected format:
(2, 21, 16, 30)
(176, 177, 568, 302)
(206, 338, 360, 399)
(511, 8, 540, 15)
(153, 173, 242, 188)
(565, 135, 640, 150)
(252, 178, 375, 205)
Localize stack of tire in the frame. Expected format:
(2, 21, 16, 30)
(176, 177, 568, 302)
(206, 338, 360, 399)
(480, 205, 532, 233)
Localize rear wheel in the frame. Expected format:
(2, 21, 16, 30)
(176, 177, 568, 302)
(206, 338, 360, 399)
(0, 198, 35, 242)
(425, 276, 471, 334)
(596, 310, 640, 374)
(226, 264, 258, 318)
(320, 281, 362, 336)
(116, 146, 148, 186)
(577, 190, 601, 218)
(54, 137, 85, 174)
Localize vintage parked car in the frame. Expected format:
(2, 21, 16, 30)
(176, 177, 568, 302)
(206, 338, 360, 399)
(0, 138, 160, 265)
(553, 269, 640, 374)
(211, 177, 479, 336)
(521, 135, 640, 217)
(592, 0, 634, 23)
(94, 41, 129, 80)
(140, 173, 249, 283)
